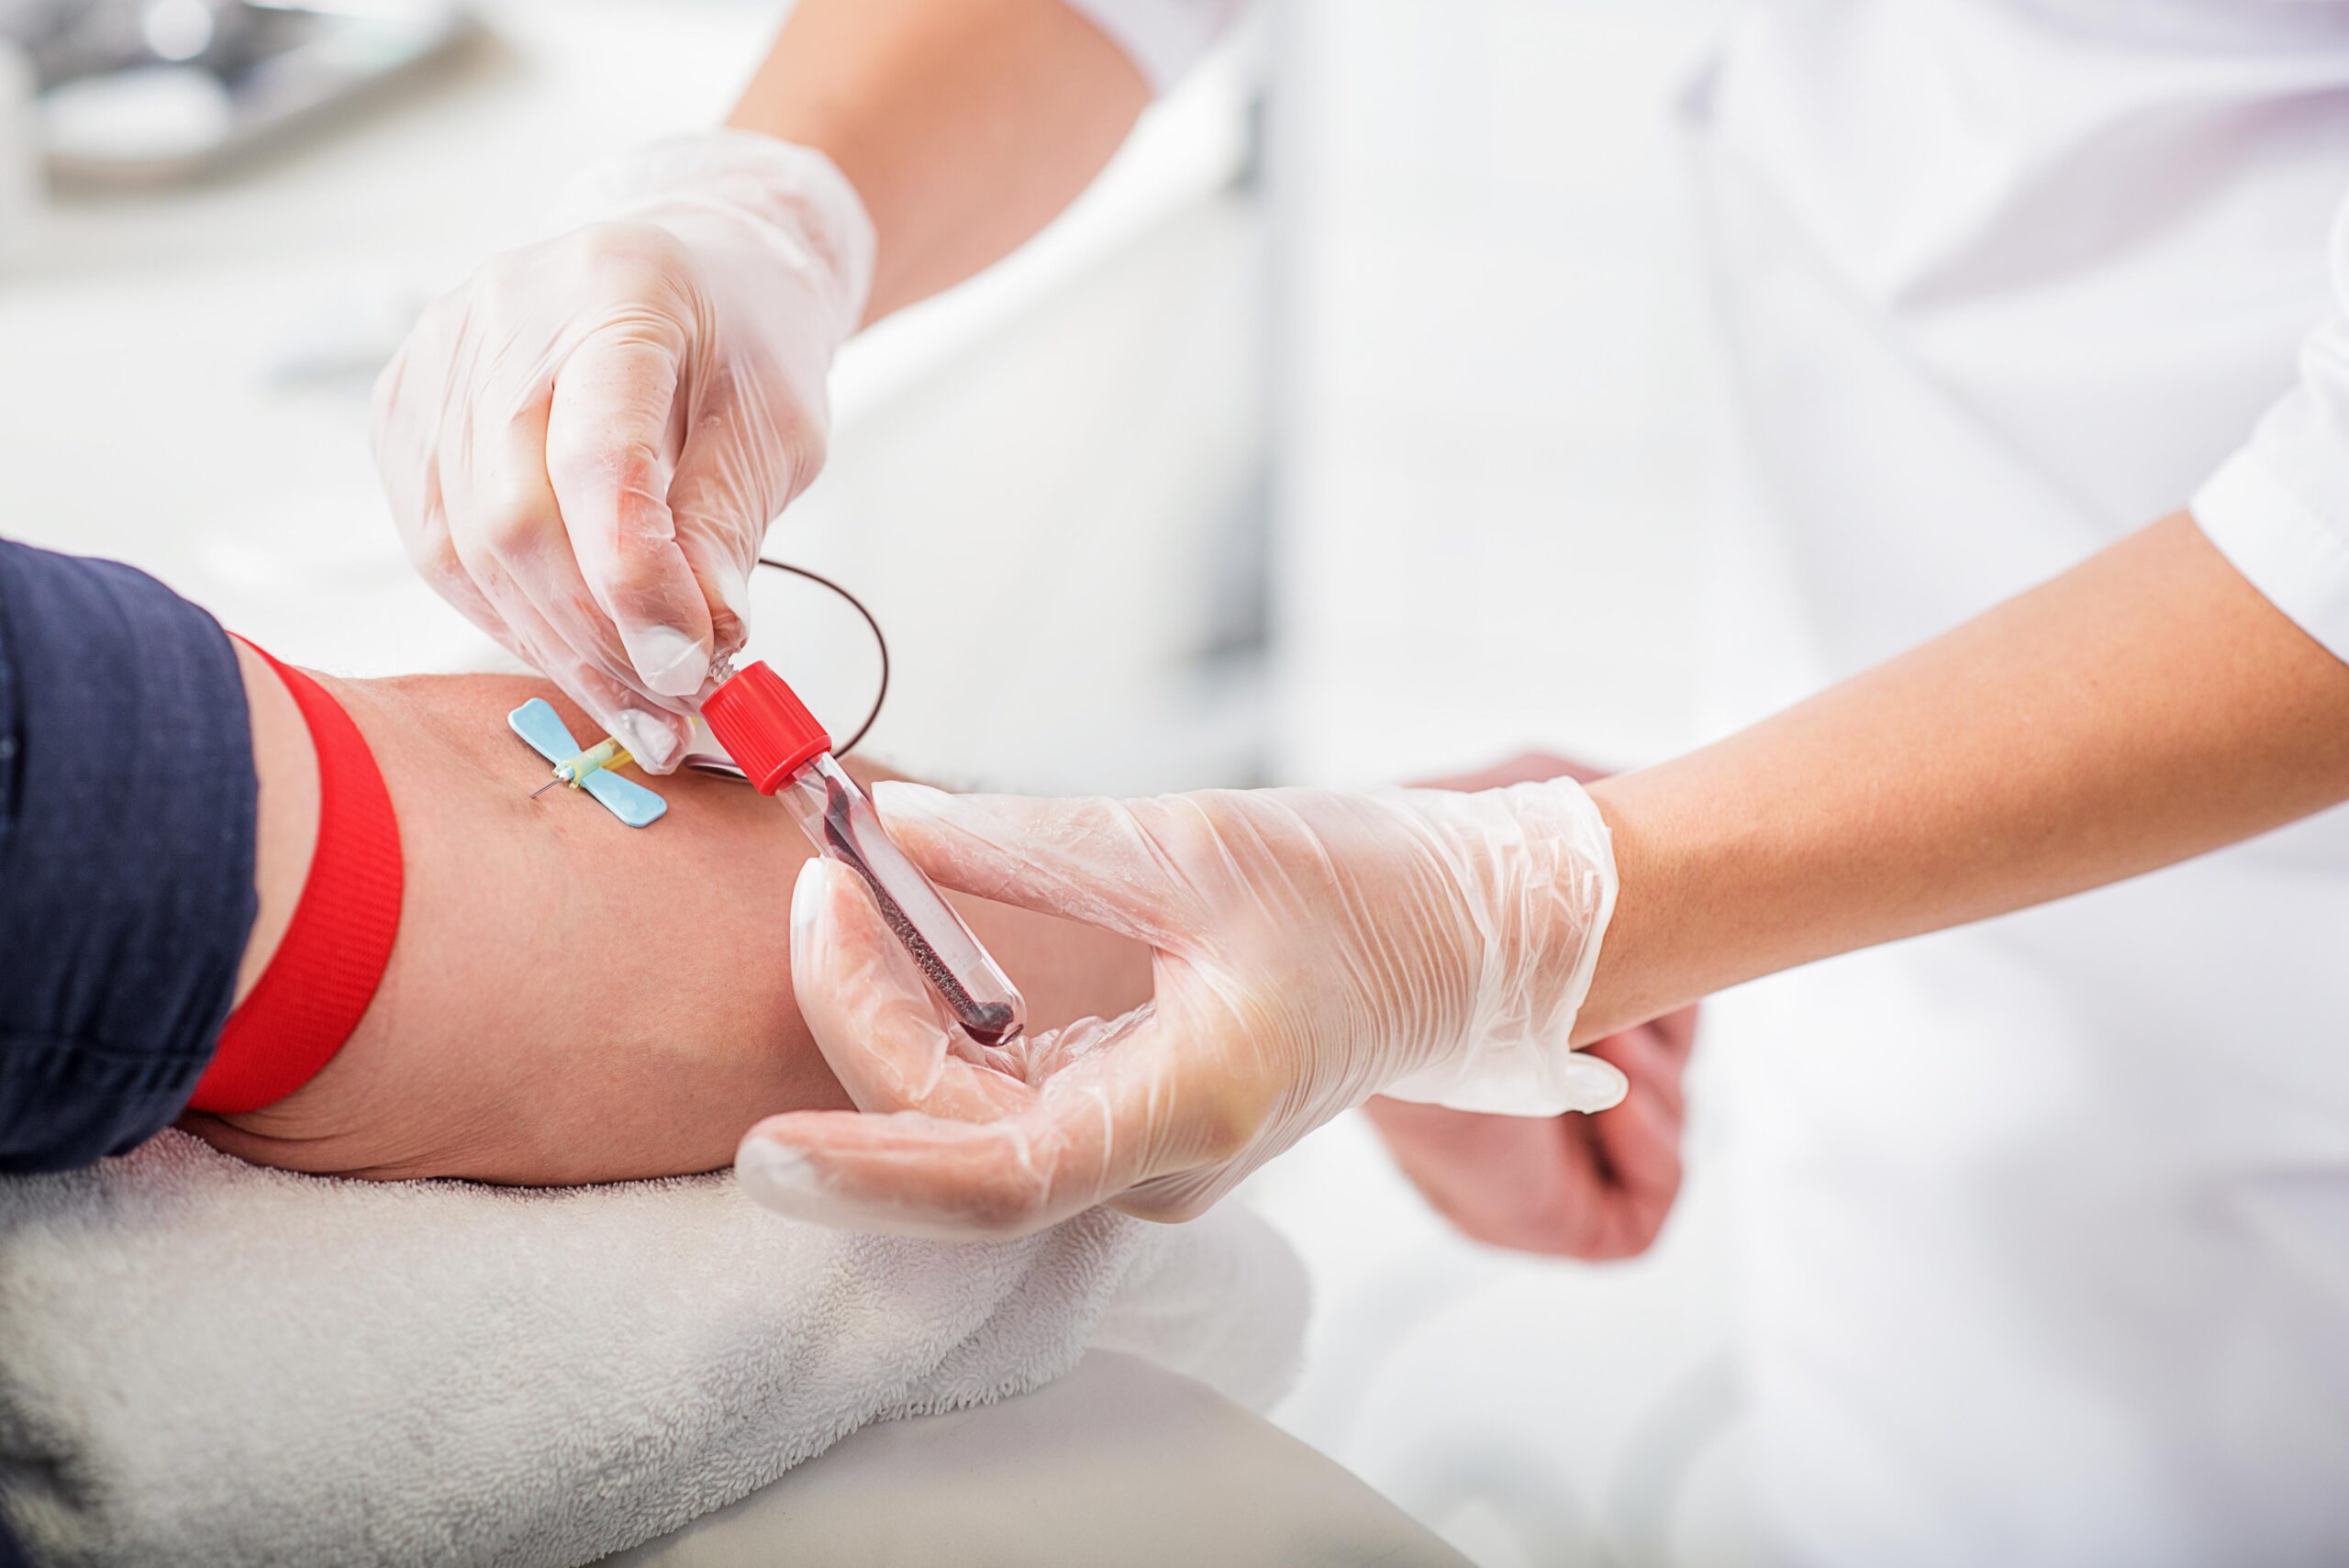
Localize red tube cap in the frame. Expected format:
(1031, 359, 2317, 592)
(702, 662, 831, 793)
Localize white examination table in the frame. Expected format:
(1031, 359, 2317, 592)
(605, 1352, 1471, 1568)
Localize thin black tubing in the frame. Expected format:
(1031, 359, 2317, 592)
(754, 557, 889, 757)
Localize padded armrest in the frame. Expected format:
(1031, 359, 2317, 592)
(600, 1351, 1470, 1568)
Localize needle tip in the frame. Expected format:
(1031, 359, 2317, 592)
(529, 778, 559, 799)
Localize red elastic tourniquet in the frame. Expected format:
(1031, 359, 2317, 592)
(187, 642, 404, 1115)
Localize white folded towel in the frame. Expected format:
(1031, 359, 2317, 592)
(0, 1131, 1306, 1568)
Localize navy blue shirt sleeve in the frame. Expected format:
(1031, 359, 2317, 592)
(0, 537, 258, 1173)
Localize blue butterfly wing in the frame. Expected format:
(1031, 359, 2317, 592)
(510, 698, 663, 827)
(507, 698, 580, 764)
(584, 771, 668, 828)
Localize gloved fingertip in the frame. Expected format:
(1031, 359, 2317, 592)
(870, 780, 956, 825)
(736, 1137, 821, 1210)
(869, 783, 982, 878)
(612, 709, 685, 773)
(1567, 1052, 1631, 1114)
(628, 623, 713, 697)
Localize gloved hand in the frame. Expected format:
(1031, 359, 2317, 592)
(737, 778, 1626, 1240)
(372, 131, 875, 770)
(1364, 751, 1698, 1261)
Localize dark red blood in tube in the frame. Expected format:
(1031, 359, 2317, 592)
(821, 777, 1020, 1047)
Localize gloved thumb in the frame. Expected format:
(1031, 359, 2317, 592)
(870, 784, 1195, 948)
(788, 857, 1030, 1120)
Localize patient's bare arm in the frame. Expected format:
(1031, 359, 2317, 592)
(183, 661, 1150, 1185)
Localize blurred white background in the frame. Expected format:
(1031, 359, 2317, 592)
(0, 2, 1757, 1562)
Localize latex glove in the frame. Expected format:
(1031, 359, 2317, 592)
(1365, 751, 1698, 1261)
(737, 779, 1625, 1240)
(372, 132, 874, 770)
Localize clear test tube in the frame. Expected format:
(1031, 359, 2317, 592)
(703, 662, 1027, 1049)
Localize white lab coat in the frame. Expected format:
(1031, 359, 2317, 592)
(1694, 6, 2349, 1563)
(1077, 1, 2349, 1562)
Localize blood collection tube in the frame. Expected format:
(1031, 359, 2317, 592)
(702, 662, 1027, 1049)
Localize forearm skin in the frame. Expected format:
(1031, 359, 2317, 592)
(729, 0, 1151, 323)
(200, 671, 1150, 1184)
(1578, 513, 2349, 1041)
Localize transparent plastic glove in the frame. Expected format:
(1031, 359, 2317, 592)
(738, 779, 1624, 1240)
(371, 131, 875, 770)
